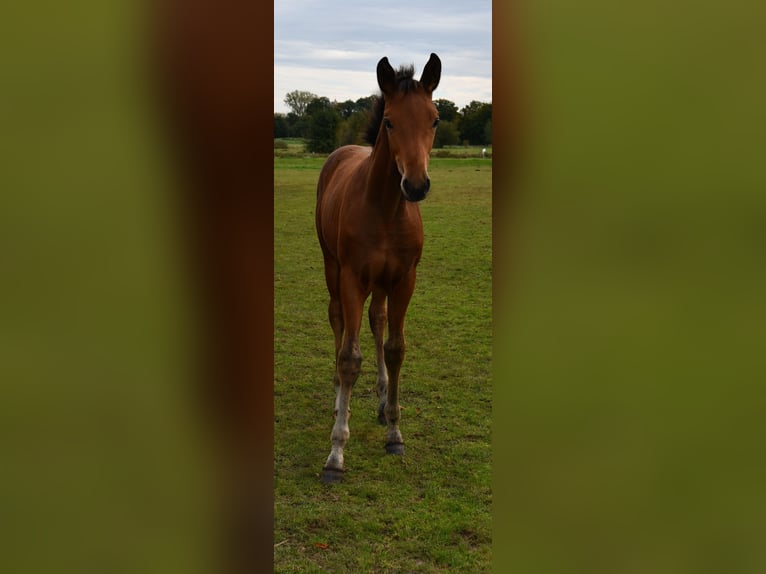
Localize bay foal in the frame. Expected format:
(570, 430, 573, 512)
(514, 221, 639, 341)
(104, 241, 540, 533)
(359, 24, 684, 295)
(315, 53, 441, 483)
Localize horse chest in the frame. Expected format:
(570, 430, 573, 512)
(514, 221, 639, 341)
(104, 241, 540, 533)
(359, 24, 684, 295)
(338, 225, 422, 287)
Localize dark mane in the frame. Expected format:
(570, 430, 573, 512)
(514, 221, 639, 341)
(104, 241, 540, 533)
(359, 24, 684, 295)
(363, 64, 418, 146)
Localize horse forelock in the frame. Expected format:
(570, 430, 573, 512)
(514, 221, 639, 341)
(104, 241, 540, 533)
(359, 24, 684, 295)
(364, 64, 421, 146)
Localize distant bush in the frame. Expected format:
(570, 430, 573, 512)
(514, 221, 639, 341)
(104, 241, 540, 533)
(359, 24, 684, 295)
(433, 120, 460, 148)
(430, 146, 493, 159)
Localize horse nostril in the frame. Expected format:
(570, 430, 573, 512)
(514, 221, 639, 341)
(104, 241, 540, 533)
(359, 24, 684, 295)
(402, 177, 430, 202)
(414, 178, 430, 194)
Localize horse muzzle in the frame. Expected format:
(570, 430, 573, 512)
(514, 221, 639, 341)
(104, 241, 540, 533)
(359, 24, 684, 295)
(401, 176, 430, 202)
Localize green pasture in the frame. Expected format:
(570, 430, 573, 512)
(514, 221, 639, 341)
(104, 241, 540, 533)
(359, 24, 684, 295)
(274, 155, 493, 572)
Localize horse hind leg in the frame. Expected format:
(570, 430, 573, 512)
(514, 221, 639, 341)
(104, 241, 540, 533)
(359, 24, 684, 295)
(369, 288, 388, 425)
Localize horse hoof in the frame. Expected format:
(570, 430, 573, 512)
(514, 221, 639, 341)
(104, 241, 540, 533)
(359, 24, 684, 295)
(385, 442, 405, 455)
(320, 467, 344, 484)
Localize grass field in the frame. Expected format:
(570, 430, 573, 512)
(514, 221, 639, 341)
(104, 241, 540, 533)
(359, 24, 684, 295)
(274, 155, 493, 572)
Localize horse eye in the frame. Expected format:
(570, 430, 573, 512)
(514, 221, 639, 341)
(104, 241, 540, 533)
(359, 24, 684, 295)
(432, 118, 440, 128)
(383, 118, 393, 129)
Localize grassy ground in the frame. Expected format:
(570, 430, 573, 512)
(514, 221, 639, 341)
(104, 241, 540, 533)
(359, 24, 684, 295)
(274, 156, 493, 572)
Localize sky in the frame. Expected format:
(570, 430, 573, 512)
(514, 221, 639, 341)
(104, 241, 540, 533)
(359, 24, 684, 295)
(274, 0, 492, 115)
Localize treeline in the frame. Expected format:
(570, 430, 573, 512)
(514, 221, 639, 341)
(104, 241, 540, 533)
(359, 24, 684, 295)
(274, 90, 491, 153)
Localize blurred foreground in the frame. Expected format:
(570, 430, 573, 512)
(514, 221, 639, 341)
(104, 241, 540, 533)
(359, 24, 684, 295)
(1, 2, 273, 572)
(494, 2, 766, 572)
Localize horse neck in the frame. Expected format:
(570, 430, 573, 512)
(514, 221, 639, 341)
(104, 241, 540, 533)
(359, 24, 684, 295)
(365, 130, 407, 216)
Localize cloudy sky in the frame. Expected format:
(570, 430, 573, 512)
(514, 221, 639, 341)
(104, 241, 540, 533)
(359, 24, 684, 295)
(274, 0, 492, 114)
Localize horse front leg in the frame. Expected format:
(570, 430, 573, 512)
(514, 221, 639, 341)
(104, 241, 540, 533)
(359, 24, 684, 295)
(369, 288, 388, 425)
(329, 296, 343, 414)
(382, 270, 416, 455)
(322, 270, 365, 483)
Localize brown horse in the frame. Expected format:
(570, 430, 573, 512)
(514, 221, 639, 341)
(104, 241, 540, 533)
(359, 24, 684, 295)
(316, 53, 441, 483)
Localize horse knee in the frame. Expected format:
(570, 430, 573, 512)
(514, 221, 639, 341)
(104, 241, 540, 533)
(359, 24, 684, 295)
(383, 338, 405, 367)
(338, 346, 362, 381)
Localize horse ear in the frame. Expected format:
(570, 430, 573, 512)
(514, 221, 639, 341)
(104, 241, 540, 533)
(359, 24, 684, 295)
(377, 57, 396, 95)
(419, 53, 441, 93)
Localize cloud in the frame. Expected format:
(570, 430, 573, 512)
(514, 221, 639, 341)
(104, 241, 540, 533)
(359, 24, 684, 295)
(274, 0, 491, 113)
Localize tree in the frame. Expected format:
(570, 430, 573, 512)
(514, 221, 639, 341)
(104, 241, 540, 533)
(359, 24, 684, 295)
(273, 113, 289, 138)
(433, 120, 460, 148)
(336, 110, 368, 146)
(335, 99, 357, 120)
(458, 101, 492, 145)
(355, 96, 375, 113)
(285, 111, 310, 138)
(434, 99, 459, 122)
(306, 97, 340, 153)
(284, 90, 318, 117)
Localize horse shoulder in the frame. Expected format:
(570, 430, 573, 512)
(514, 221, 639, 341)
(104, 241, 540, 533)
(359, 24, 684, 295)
(317, 146, 372, 259)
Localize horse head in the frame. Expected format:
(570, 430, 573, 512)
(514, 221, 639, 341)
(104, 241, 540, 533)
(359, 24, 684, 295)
(376, 53, 441, 202)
